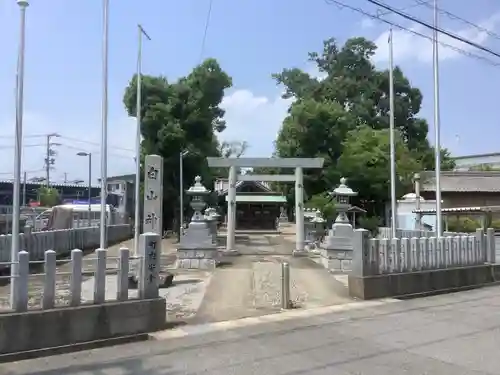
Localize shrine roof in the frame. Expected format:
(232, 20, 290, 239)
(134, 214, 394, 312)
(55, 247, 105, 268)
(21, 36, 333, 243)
(225, 195, 287, 203)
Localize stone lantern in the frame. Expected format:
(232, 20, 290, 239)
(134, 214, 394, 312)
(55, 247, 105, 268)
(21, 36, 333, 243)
(311, 210, 326, 242)
(186, 176, 211, 225)
(330, 177, 358, 225)
(320, 177, 358, 273)
(177, 176, 218, 269)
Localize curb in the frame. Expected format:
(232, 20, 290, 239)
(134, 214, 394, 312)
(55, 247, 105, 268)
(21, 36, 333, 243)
(151, 298, 400, 340)
(0, 334, 150, 364)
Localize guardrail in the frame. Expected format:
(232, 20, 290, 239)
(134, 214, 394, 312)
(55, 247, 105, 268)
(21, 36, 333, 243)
(0, 224, 132, 263)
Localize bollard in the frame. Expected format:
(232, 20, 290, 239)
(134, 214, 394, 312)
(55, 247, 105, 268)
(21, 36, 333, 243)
(281, 262, 291, 309)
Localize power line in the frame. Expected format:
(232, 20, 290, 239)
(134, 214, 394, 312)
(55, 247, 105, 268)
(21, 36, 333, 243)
(363, 0, 500, 59)
(58, 143, 134, 159)
(58, 136, 134, 153)
(0, 143, 46, 150)
(198, 0, 214, 63)
(413, 0, 500, 41)
(324, 0, 500, 67)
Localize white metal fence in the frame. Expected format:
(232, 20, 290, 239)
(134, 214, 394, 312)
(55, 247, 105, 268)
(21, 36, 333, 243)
(0, 224, 132, 263)
(359, 228, 496, 275)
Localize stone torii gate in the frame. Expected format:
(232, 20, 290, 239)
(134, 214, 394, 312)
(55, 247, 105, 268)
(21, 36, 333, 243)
(206, 157, 324, 255)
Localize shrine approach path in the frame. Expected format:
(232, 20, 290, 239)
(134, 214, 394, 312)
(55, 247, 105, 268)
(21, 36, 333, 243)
(191, 226, 352, 324)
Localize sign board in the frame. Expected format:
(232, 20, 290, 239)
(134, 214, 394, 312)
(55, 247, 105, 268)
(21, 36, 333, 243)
(143, 154, 163, 235)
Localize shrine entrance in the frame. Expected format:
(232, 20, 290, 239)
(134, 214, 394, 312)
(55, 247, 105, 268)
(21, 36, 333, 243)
(206, 157, 324, 254)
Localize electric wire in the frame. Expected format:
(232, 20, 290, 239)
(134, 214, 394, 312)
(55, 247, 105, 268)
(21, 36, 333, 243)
(324, 0, 500, 67)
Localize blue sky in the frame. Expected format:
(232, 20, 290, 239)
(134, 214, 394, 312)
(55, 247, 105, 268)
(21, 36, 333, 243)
(0, 0, 499, 184)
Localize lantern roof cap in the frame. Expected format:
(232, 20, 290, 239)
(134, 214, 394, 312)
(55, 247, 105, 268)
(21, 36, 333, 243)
(332, 177, 357, 197)
(187, 176, 211, 195)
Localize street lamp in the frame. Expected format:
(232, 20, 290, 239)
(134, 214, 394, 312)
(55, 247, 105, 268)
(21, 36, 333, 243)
(133, 24, 151, 255)
(77, 152, 92, 227)
(179, 150, 189, 236)
(11, 0, 29, 308)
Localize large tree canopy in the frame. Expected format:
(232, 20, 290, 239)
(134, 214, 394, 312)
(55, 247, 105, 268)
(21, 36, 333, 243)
(273, 37, 455, 217)
(123, 58, 232, 230)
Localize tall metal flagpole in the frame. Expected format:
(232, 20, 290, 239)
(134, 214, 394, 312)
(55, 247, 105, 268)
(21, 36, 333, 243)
(433, 0, 443, 237)
(100, 0, 109, 249)
(11, 0, 29, 308)
(134, 24, 151, 255)
(388, 28, 397, 239)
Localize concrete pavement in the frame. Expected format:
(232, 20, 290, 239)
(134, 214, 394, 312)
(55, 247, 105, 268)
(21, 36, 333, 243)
(5, 285, 500, 374)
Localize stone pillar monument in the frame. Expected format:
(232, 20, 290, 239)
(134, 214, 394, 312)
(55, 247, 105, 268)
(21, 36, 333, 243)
(143, 154, 163, 237)
(176, 176, 219, 269)
(320, 177, 358, 272)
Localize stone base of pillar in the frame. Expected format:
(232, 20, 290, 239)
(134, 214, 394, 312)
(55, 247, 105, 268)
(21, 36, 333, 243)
(176, 249, 219, 269)
(319, 248, 353, 272)
(219, 249, 240, 256)
(292, 249, 308, 257)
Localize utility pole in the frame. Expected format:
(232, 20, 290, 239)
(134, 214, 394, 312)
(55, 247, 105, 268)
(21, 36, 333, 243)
(63, 172, 68, 183)
(22, 171, 26, 207)
(133, 24, 152, 255)
(388, 28, 397, 239)
(44, 133, 60, 187)
(433, 0, 443, 237)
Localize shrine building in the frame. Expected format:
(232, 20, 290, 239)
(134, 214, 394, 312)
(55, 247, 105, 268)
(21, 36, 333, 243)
(214, 178, 287, 230)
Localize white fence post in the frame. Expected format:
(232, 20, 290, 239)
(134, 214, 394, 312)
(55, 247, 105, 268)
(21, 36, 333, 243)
(15, 251, 29, 312)
(139, 232, 161, 299)
(486, 228, 496, 264)
(117, 247, 130, 301)
(42, 250, 56, 309)
(70, 249, 83, 306)
(93, 248, 106, 303)
(351, 229, 372, 277)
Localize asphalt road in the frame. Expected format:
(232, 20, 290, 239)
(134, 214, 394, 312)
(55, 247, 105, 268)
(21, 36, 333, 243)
(4, 285, 500, 374)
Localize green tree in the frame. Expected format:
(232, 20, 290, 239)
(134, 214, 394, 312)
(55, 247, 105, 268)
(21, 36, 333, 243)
(123, 58, 232, 231)
(337, 126, 421, 215)
(272, 37, 454, 217)
(305, 192, 336, 222)
(37, 187, 60, 207)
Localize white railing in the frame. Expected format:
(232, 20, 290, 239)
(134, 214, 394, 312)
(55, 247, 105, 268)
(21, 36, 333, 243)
(358, 228, 496, 275)
(0, 232, 161, 313)
(377, 227, 467, 239)
(0, 224, 132, 263)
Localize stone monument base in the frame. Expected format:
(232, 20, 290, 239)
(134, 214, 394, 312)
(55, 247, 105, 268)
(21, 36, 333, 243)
(176, 248, 219, 269)
(319, 248, 352, 273)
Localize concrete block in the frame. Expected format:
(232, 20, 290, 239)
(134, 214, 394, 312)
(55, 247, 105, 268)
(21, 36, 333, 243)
(0, 298, 166, 355)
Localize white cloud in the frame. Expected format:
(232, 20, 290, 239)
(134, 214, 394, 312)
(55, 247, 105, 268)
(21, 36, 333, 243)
(361, 18, 376, 30)
(372, 13, 500, 63)
(220, 89, 292, 157)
